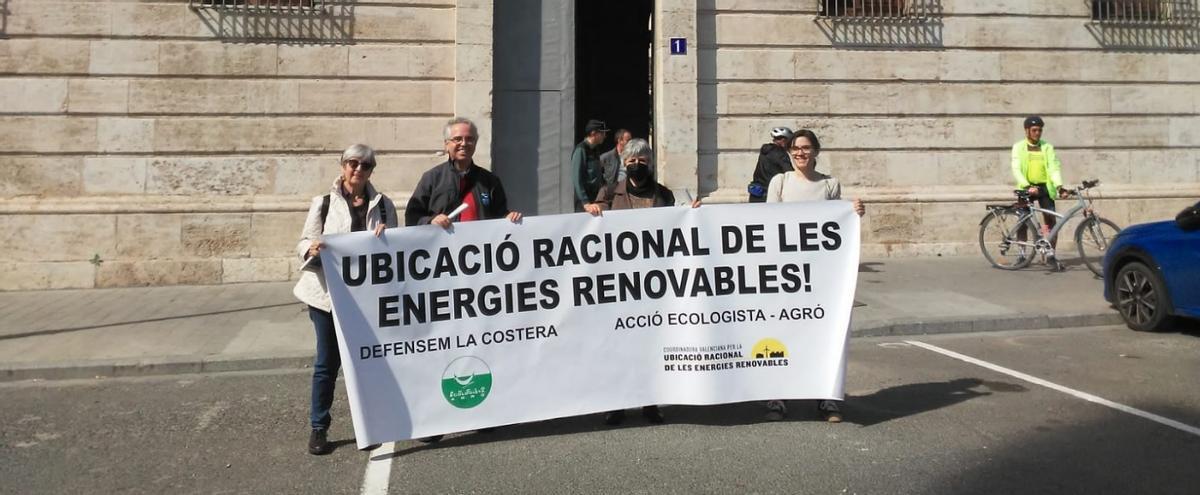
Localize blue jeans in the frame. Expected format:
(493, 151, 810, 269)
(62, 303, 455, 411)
(308, 306, 340, 430)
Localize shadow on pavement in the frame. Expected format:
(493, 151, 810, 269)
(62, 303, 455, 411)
(376, 378, 1013, 458)
(846, 378, 1009, 427)
(859, 262, 885, 273)
(0, 302, 297, 341)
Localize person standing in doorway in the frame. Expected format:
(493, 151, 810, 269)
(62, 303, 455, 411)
(748, 127, 794, 203)
(571, 119, 610, 211)
(600, 128, 632, 188)
(1011, 115, 1066, 271)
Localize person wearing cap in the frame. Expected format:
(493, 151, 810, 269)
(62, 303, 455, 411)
(571, 119, 610, 211)
(1011, 115, 1066, 269)
(406, 116, 523, 229)
(748, 127, 795, 203)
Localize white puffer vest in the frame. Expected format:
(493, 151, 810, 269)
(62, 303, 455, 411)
(293, 178, 397, 312)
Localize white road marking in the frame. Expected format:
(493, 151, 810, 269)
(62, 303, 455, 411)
(876, 342, 912, 349)
(906, 340, 1200, 438)
(360, 442, 396, 495)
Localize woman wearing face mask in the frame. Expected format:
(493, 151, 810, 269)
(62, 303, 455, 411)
(585, 138, 676, 212)
(764, 129, 863, 423)
(584, 137, 695, 425)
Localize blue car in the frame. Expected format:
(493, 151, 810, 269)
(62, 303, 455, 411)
(1103, 202, 1200, 331)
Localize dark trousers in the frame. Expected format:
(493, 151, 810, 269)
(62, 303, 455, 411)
(308, 306, 340, 430)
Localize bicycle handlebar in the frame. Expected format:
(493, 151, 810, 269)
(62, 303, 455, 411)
(1013, 179, 1101, 200)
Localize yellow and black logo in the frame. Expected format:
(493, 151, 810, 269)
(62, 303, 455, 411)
(751, 338, 787, 359)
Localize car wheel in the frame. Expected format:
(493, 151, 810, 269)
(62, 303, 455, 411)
(1114, 262, 1171, 332)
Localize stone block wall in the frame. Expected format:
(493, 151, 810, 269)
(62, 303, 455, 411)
(0, 0, 492, 290)
(696, 0, 1200, 257)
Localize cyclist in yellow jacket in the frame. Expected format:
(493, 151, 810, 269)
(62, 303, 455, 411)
(1011, 116, 1066, 270)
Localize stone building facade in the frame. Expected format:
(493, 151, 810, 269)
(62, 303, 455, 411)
(1, 0, 1197, 290)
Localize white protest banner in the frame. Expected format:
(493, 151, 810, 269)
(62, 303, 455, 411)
(320, 201, 860, 447)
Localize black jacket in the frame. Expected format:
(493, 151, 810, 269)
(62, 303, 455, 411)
(749, 143, 793, 202)
(405, 160, 510, 226)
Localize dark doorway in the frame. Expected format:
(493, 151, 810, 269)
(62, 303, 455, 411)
(575, 1, 654, 146)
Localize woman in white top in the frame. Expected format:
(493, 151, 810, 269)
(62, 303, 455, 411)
(766, 129, 865, 216)
(763, 129, 863, 423)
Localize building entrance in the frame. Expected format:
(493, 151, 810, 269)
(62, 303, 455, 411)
(575, 1, 654, 144)
(492, 1, 654, 216)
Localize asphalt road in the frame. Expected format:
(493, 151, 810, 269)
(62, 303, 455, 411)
(3, 325, 1198, 494)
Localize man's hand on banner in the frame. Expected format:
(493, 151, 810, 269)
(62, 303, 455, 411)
(431, 213, 452, 229)
(584, 203, 604, 216)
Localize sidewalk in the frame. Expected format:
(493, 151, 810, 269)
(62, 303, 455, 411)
(0, 256, 1120, 382)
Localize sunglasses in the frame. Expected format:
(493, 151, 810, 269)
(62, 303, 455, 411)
(343, 159, 375, 171)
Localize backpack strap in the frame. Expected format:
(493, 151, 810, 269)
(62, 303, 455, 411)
(319, 194, 331, 228)
(378, 199, 389, 226)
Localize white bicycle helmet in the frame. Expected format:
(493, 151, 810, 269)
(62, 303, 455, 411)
(770, 127, 794, 140)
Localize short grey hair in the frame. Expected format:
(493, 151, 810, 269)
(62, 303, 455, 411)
(443, 117, 479, 141)
(619, 138, 655, 179)
(619, 138, 652, 163)
(341, 144, 376, 166)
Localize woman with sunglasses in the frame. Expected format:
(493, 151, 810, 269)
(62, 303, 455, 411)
(294, 144, 398, 455)
(764, 129, 863, 423)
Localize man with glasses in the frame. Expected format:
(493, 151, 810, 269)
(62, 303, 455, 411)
(1011, 115, 1066, 270)
(406, 117, 523, 228)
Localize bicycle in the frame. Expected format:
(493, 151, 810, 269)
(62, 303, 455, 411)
(979, 179, 1121, 276)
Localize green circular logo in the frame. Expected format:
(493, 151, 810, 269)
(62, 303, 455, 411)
(441, 356, 492, 409)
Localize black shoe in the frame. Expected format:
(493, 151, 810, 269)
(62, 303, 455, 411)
(818, 400, 843, 423)
(308, 429, 333, 456)
(603, 410, 626, 425)
(642, 406, 665, 424)
(1048, 256, 1065, 272)
(418, 435, 443, 444)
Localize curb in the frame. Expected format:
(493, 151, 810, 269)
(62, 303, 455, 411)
(0, 353, 313, 383)
(851, 312, 1122, 338)
(2, 312, 1123, 383)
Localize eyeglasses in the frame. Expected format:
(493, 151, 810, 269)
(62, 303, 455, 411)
(447, 135, 478, 144)
(624, 157, 650, 166)
(789, 146, 814, 153)
(343, 159, 375, 171)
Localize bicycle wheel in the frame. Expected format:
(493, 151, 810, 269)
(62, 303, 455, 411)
(979, 209, 1036, 270)
(1075, 216, 1121, 277)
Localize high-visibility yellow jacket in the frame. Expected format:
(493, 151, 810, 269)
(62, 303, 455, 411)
(1011, 139, 1062, 194)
